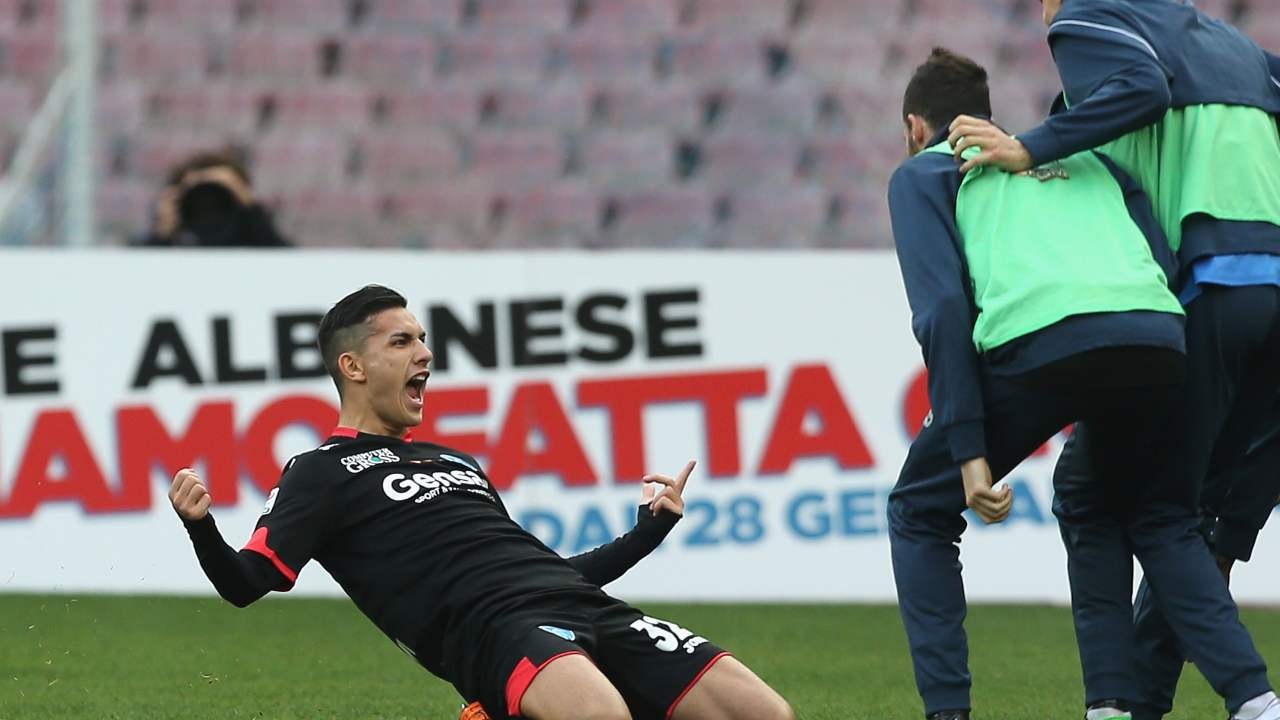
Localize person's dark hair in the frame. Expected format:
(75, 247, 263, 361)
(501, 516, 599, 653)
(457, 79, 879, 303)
(165, 150, 252, 187)
(317, 285, 409, 396)
(902, 47, 993, 131)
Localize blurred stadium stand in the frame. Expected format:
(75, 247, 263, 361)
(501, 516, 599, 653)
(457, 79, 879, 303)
(0, 0, 1275, 248)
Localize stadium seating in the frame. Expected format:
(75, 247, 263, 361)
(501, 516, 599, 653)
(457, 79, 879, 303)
(0, 29, 58, 86)
(790, 30, 893, 86)
(714, 183, 828, 248)
(98, 83, 146, 133)
(472, 0, 572, 32)
(601, 186, 715, 248)
(713, 80, 820, 135)
(573, 0, 680, 32)
(96, 179, 154, 244)
(588, 81, 701, 134)
(375, 85, 479, 129)
(551, 32, 656, 83)
(144, 85, 262, 134)
(131, 131, 234, 182)
(0, 79, 33, 130)
(101, 33, 212, 85)
(443, 31, 548, 83)
(261, 85, 372, 130)
(358, 0, 462, 31)
(490, 182, 602, 248)
(222, 31, 325, 82)
(271, 185, 394, 247)
(345, 33, 439, 88)
(133, 0, 241, 31)
(470, 130, 566, 188)
(252, 131, 351, 193)
(358, 129, 460, 185)
(477, 82, 588, 130)
(682, 0, 791, 33)
(1248, 4, 1280, 48)
(578, 129, 673, 188)
(701, 132, 800, 186)
(0, 0, 1275, 248)
(240, 0, 352, 32)
(794, 0, 902, 34)
(664, 32, 768, 84)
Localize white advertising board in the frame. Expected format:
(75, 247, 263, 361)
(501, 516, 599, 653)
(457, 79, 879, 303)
(1, 250, 1275, 603)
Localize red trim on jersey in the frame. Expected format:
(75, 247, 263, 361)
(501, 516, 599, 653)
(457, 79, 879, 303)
(505, 651, 586, 716)
(242, 527, 298, 586)
(330, 426, 414, 441)
(665, 652, 732, 719)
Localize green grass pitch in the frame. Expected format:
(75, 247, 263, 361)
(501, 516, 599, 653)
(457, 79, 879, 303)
(2, 594, 1276, 719)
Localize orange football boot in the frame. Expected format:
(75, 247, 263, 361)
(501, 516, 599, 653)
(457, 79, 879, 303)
(459, 701, 493, 720)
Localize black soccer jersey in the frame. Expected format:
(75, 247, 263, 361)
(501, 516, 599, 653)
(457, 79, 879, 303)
(184, 425, 678, 686)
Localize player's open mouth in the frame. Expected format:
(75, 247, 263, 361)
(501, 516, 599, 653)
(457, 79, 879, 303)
(405, 371, 429, 409)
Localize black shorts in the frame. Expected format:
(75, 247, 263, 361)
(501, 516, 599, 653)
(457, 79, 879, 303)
(467, 598, 729, 720)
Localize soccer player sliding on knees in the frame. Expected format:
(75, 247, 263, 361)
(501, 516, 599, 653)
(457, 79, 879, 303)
(169, 285, 794, 720)
(886, 47, 1217, 720)
(950, 1, 1280, 718)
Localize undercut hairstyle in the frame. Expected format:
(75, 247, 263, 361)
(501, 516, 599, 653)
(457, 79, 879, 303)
(902, 47, 993, 132)
(317, 285, 409, 396)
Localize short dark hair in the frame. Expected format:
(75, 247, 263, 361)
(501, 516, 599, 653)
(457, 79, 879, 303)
(902, 47, 993, 132)
(166, 150, 252, 188)
(317, 285, 409, 396)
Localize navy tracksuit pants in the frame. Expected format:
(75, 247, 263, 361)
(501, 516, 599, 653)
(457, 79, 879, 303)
(890, 345, 1177, 712)
(1055, 428, 1268, 715)
(1125, 286, 1280, 720)
(889, 345, 1268, 715)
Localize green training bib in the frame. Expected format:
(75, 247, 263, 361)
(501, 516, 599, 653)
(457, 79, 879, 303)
(1098, 104, 1280, 252)
(923, 142, 1183, 351)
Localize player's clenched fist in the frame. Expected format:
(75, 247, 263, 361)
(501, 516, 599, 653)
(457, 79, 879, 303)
(961, 457, 1011, 525)
(169, 468, 212, 522)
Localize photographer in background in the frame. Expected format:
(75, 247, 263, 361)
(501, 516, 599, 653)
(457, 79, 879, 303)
(134, 151, 292, 248)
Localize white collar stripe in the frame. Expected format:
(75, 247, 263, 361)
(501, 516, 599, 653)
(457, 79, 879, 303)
(1051, 19, 1160, 62)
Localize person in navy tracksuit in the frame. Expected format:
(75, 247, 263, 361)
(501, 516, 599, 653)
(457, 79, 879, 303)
(885, 47, 1273, 720)
(947, 2, 1280, 719)
(1130, 398, 1280, 720)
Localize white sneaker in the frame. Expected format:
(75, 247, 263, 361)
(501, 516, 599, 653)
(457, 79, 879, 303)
(1232, 692, 1280, 720)
(1086, 708, 1131, 720)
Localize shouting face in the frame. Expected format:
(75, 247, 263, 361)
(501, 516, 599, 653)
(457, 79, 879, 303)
(346, 307, 433, 434)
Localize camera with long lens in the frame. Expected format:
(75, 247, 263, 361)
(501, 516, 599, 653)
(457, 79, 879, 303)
(162, 171, 289, 247)
(178, 181, 243, 229)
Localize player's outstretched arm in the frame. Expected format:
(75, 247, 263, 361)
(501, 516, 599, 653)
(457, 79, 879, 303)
(565, 460, 695, 587)
(952, 35, 1170, 172)
(170, 468, 288, 608)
